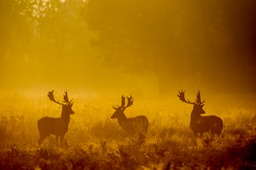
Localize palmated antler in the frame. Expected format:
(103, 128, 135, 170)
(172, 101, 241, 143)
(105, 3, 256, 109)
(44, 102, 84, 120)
(125, 95, 134, 108)
(121, 95, 125, 107)
(195, 90, 205, 106)
(178, 90, 205, 106)
(48, 90, 73, 106)
(112, 95, 134, 110)
(63, 91, 73, 105)
(48, 90, 63, 105)
(177, 90, 195, 105)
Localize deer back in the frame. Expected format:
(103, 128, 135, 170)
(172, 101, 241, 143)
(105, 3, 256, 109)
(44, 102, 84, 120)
(127, 115, 149, 134)
(194, 115, 223, 135)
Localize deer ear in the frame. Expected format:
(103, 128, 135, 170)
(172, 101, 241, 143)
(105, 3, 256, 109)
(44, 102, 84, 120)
(201, 104, 205, 107)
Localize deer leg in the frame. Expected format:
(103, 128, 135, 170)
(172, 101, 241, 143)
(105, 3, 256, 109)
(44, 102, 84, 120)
(38, 134, 47, 145)
(60, 135, 64, 146)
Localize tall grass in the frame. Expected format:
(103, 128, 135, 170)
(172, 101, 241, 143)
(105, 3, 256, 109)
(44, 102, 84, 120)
(0, 94, 255, 169)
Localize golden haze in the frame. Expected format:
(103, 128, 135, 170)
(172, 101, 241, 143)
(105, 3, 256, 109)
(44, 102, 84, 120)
(0, 1, 256, 169)
(0, 0, 255, 102)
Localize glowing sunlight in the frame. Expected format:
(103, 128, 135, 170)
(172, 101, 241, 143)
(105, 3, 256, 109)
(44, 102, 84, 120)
(0, 0, 255, 169)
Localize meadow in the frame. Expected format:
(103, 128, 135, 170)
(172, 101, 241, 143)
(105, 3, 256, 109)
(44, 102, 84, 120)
(0, 93, 255, 170)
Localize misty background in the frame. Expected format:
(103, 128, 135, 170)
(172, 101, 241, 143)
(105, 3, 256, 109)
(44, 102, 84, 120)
(0, 0, 255, 102)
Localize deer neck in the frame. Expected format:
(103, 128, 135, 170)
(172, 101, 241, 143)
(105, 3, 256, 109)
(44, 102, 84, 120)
(190, 109, 203, 124)
(117, 113, 129, 129)
(61, 111, 71, 123)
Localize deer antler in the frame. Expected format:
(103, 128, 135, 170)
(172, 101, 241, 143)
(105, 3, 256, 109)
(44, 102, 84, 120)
(177, 90, 195, 105)
(112, 96, 125, 110)
(125, 95, 134, 108)
(112, 95, 134, 110)
(195, 90, 205, 106)
(63, 91, 73, 105)
(121, 95, 125, 108)
(63, 91, 69, 103)
(48, 90, 73, 106)
(48, 90, 64, 105)
(112, 105, 118, 110)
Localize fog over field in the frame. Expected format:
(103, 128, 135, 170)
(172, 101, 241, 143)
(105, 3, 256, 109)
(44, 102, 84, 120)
(0, 1, 256, 169)
(0, 0, 255, 102)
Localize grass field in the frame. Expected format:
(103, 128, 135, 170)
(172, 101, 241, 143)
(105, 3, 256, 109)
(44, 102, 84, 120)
(0, 93, 255, 169)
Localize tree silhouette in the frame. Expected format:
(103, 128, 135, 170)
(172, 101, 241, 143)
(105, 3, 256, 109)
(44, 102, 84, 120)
(83, 0, 256, 94)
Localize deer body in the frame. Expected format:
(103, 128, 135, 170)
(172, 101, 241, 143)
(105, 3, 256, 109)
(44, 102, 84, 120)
(112, 113, 149, 134)
(190, 111, 223, 136)
(111, 96, 149, 135)
(38, 90, 74, 146)
(178, 90, 223, 136)
(38, 117, 69, 137)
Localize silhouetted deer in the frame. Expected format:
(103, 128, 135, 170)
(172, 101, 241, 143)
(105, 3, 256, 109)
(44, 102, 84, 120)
(177, 90, 223, 136)
(111, 95, 149, 135)
(38, 90, 74, 146)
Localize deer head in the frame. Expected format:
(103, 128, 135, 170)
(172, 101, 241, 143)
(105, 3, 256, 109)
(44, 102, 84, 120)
(111, 95, 133, 119)
(177, 90, 205, 115)
(48, 90, 74, 115)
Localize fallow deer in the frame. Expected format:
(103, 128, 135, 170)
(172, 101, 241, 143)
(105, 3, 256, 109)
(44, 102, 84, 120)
(38, 90, 74, 146)
(177, 90, 223, 136)
(111, 95, 149, 135)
